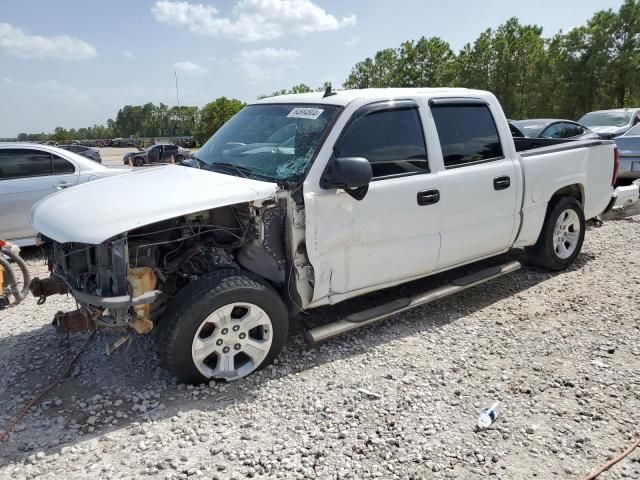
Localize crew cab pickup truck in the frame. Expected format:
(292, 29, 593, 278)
(30, 88, 618, 384)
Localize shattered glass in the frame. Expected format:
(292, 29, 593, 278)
(194, 104, 341, 183)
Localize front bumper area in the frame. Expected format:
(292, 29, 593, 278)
(70, 286, 160, 309)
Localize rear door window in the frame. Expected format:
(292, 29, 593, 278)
(431, 104, 504, 168)
(52, 154, 75, 174)
(0, 149, 52, 179)
(336, 107, 429, 179)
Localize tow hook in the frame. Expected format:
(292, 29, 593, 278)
(53, 309, 97, 333)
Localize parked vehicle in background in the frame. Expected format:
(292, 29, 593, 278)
(0, 144, 130, 246)
(123, 144, 191, 166)
(58, 144, 102, 163)
(578, 108, 640, 139)
(31, 88, 617, 384)
(614, 123, 640, 182)
(510, 119, 598, 140)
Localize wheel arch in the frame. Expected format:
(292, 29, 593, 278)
(548, 183, 584, 207)
(514, 182, 585, 248)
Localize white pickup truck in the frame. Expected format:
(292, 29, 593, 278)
(31, 88, 618, 384)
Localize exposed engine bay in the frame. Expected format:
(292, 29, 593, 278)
(36, 194, 313, 337)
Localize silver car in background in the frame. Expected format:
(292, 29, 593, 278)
(578, 108, 640, 139)
(0, 144, 129, 246)
(614, 124, 640, 182)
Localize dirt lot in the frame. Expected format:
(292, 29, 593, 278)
(99, 147, 138, 167)
(0, 214, 639, 479)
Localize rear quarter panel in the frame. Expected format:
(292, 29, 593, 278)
(514, 142, 614, 247)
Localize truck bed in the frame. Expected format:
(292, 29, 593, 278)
(514, 137, 611, 153)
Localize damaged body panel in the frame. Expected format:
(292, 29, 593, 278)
(31, 165, 278, 244)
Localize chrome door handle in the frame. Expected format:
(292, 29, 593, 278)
(55, 182, 74, 190)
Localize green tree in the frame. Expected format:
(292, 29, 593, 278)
(51, 127, 72, 142)
(194, 97, 245, 145)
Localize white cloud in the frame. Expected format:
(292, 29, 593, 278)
(174, 60, 208, 75)
(123, 50, 134, 59)
(346, 35, 360, 46)
(240, 48, 301, 62)
(0, 22, 96, 60)
(151, 0, 356, 41)
(235, 48, 301, 84)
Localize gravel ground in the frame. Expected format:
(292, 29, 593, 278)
(0, 214, 639, 480)
(98, 147, 138, 166)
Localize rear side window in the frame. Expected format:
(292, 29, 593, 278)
(336, 107, 429, 178)
(0, 149, 52, 179)
(431, 104, 503, 168)
(52, 154, 75, 174)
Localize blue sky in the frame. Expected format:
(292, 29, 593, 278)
(0, 0, 625, 137)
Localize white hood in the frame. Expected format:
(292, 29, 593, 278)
(31, 165, 278, 244)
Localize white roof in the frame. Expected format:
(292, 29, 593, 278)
(251, 87, 492, 107)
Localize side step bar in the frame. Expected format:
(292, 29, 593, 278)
(305, 260, 522, 344)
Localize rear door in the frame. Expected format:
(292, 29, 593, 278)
(163, 145, 179, 162)
(429, 99, 519, 270)
(0, 148, 78, 240)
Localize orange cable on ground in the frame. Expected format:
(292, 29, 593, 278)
(582, 437, 640, 480)
(0, 331, 96, 443)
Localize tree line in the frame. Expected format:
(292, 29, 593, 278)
(344, 0, 640, 120)
(16, 99, 246, 145)
(13, 1, 640, 143)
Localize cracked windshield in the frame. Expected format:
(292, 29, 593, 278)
(193, 104, 341, 182)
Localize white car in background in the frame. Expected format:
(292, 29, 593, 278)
(0, 143, 130, 246)
(578, 108, 640, 139)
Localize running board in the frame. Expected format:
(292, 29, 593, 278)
(304, 260, 522, 344)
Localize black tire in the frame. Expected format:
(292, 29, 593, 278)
(174, 155, 184, 163)
(133, 157, 144, 167)
(157, 270, 289, 384)
(526, 196, 585, 271)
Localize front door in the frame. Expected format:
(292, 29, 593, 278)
(148, 146, 162, 163)
(0, 149, 79, 241)
(429, 101, 519, 269)
(305, 101, 442, 303)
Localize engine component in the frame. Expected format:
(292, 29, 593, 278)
(237, 204, 287, 284)
(53, 309, 97, 333)
(127, 267, 157, 334)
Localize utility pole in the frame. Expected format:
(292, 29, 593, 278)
(175, 70, 180, 109)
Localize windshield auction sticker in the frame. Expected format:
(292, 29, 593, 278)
(287, 107, 325, 120)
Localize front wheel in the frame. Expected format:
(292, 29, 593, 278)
(157, 270, 289, 384)
(526, 196, 585, 271)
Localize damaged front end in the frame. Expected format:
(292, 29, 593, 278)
(34, 197, 301, 341)
(48, 237, 163, 334)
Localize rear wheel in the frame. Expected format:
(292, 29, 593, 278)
(526, 196, 585, 271)
(157, 270, 289, 384)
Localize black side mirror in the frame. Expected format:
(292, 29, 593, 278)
(320, 157, 372, 200)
